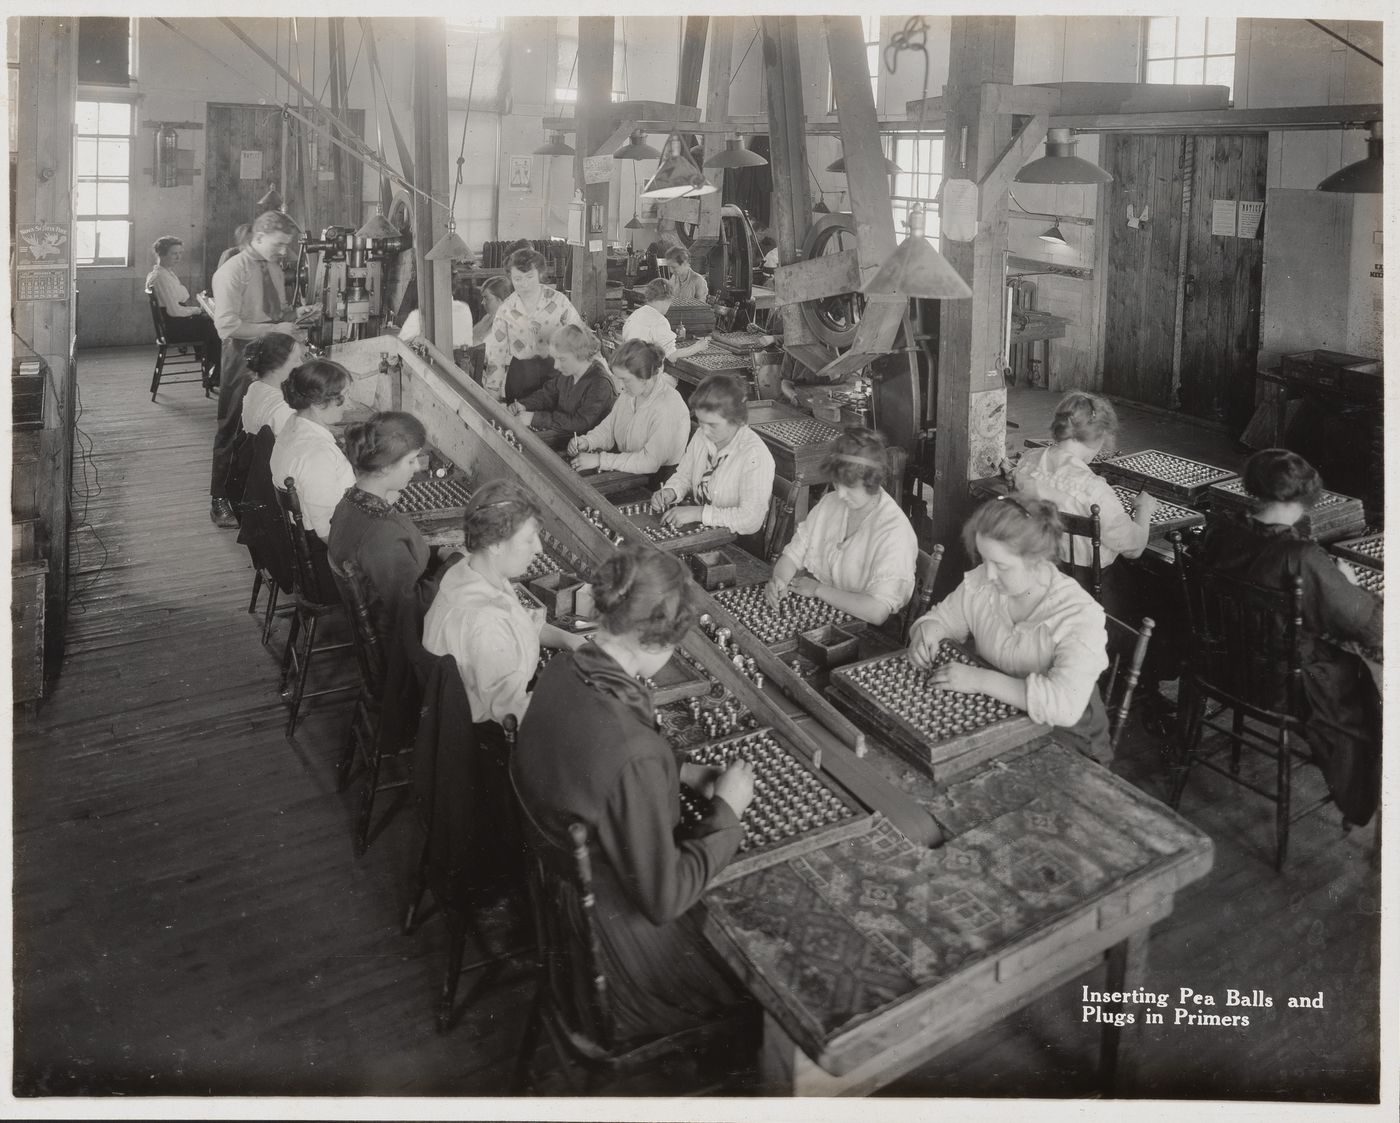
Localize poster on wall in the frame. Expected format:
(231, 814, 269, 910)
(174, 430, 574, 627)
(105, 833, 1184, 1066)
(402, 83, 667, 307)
(16, 222, 69, 268)
(508, 155, 532, 192)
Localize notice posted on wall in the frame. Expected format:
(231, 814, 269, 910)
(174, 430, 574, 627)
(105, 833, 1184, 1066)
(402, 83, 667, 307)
(1237, 201, 1265, 239)
(1211, 199, 1237, 237)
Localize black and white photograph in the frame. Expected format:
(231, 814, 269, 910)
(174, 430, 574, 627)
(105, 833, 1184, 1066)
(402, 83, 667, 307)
(5, 5, 1394, 1118)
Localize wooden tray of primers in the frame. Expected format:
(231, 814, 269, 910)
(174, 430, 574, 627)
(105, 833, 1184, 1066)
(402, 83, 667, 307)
(751, 416, 844, 453)
(1329, 532, 1383, 569)
(711, 581, 863, 655)
(1096, 449, 1236, 505)
(672, 349, 753, 377)
(679, 727, 875, 887)
(1348, 560, 1383, 600)
(393, 475, 473, 525)
(710, 331, 774, 354)
(828, 643, 1048, 783)
(608, 500, 737, 555)
(1110, 485, 1206, 534)
(1206, 478, 1366, 544)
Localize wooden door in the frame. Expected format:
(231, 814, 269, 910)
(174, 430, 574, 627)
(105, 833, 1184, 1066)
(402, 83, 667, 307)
(204, 103, 284, 282)
(1179, 134, 1267, 430)
(1101, 134, 1185, 409)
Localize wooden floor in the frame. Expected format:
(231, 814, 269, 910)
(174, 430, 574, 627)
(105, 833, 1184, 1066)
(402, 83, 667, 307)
(11, 347, 1382, 1103)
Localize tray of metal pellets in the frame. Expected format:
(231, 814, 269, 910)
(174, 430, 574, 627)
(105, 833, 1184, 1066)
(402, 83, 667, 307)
(711, 582, 864, 655)
(392, 476, 473, 523)
(751, 416, 844, 453)
(1205, 478, 1367, 543)
(1111, 485, 1206, 534)
(710, 331, 775, 354)
(672, 348, 754, 377)
(1347, 561, 1384, 599)
(828, 643, 1049, 783)
(677, 727, 876, 887)
(1096, 449, 1237, 505)
(1329, 532, 1383, 570)
(582, 501, 736, 555)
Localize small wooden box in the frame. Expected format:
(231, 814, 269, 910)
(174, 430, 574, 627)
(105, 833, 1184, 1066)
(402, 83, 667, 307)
(689, 549, 737, 590)
(796, 624, 861, 669)
(528, 573, 584, 617)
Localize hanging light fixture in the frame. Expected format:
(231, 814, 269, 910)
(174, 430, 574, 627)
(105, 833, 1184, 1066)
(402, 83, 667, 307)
(1037, 221, 1069, 247)
(624, 215, 649, 230)
(862, 205, 972, 301)
(623, 159, 651, 230)
(1318, 122, 1382, 193)
(813, 194, 831, 215)
(425, 217, 473, 261)
(640, 131, 716, 199)
(533, 131, 576, 157)
(356, 203, 399, 240)
(256, 183, 283, 211)
(704, 137, 768, 169)
(1016, 128, 1112, 185)
(827, 149, 900, 175)
(614, 129, 662, 161)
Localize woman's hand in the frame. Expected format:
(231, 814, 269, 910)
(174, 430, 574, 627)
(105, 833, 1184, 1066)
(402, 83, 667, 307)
(573, 451, 601, 471)
(680, 762, 721, 799)
(789, 574, 820, 598)
(907, 619, 945, 669)
(764, 576, 790, 609)
(661, 505, 704, 527)
(650, 487, 677, 514)
(517, 410, 534, 426)
(714, 759, 755, 819)
(929, 661, 984, 694)
(566, 435, 587, 457)
(508, 401, 524, 416)
(1133, 489, 1159, 523)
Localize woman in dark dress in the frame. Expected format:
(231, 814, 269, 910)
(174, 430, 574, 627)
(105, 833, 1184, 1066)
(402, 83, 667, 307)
(1196, 449, 1381, 827)
(512, 544, 756, 1040)
(327, 412, 462, 644)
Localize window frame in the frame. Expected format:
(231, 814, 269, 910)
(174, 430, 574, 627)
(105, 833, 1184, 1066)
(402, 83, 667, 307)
(1141, 16, 1236, 97)
(886, 131, 945, 243)
(74, 97, 135, 269)
(828, 14, 882, 115)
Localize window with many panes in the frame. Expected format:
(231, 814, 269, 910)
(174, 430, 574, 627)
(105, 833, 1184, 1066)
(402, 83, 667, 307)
(888, 132, 944, 242)
(829, 14, 882, 113)
(554, 19, 628, 104)
(74, 100, 132, 266)
(1143, 17, 1236, 98)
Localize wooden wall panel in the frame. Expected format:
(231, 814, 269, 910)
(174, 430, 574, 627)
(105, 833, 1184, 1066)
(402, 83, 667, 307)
(203, 104, 283, 280)
(1179, 134, 1267, 430)
(1101, 134, 1184, 410)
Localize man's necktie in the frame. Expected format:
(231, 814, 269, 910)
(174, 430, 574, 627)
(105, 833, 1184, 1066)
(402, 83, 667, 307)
(260, 260, 284, 320)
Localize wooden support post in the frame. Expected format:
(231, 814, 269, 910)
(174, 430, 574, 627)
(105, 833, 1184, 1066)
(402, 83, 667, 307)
(570, 16, 614, 324)
(760, 16, 816, 346)
(932, 18, 1016, 587)
(413, 18, 453, 350)
(13, 16, 79, 682)
(697, 18, 735, 242)
(677, 16, 710, 107)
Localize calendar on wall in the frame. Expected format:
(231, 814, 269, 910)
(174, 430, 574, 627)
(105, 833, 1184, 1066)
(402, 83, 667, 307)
(15, 267, 69, 301)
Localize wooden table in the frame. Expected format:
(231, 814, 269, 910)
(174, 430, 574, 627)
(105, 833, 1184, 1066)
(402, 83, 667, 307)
(702, 738, 1214, 1095)
(748, 399, 843, 519)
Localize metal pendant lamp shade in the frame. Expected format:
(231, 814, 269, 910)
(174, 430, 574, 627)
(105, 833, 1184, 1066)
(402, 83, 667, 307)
(614, 129, 662, 161)
(533, 131, 575, 157)
(425, 218, 472, 261)
(640, 131, 716, 199)
(1318, 122, 1383, 193)
(862, 206, 972, 301)
(1037, 222, 1069, 247)
(356, 205, 399, 240)
(813, 197, 831, 214)
(257, 184, 283, 211)
(827, 150, 900, 175)
(704, 138, 768, 169)
(624, 214, 650, 230)
(1016, 128, 1112, 185)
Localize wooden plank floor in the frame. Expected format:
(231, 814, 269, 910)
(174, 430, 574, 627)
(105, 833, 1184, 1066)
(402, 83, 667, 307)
(12, 346, 1382, 1102)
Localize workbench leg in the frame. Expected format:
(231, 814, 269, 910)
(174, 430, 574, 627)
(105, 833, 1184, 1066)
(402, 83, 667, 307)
(1098, 930, 1150, 1095)
(758, 1012, 836, 1095)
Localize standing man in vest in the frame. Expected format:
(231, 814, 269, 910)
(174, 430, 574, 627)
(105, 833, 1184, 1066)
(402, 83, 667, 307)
(208, 209, 304, 527)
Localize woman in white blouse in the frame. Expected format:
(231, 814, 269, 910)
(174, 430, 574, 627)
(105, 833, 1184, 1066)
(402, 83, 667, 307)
(421, 480, 585, 725)
(239, 332, 301, 438)
(268, 359, 356, 541)
(569, 339, 690, 484)
(765, 428, 916, 626)
(909, 497, 1112, 762)
(620, 278, 707, 360)
(650, 372, 775, 538)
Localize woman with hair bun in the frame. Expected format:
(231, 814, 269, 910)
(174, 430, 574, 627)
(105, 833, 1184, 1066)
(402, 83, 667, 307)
(512, 543, 755, 1039)
(765, 428, 917, 625)
(909, 496, 1112, 761)
(239, 331, 303, 438)
(1196, 448, 1381, 827)
(327, 412, 462, 644)
(268, 358, 355, 539)
(1012, 391, 1158, 584)
(421, 480, 585, 725)
(568, 338, 690, 483)
(507, 323, 616, 450)
(483, 246, 585, 402)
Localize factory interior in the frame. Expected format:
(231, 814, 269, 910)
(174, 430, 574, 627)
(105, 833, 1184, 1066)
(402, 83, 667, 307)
(7, 12, 1392, 1113)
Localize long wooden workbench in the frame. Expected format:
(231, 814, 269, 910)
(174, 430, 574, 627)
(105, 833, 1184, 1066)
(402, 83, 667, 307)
(331, 334, 1215, 1097)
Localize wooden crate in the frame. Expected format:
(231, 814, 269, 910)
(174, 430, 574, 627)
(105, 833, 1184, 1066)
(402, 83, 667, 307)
(1109, 485, 1205, 534)
(710, 581, 864, 655)
(828, 643, 1047, 783)
(679, 727, 876, 888)
(1096, 449, 1236, 505)
(1330, 532, 1383, 569)
(600, 500, 737, 555)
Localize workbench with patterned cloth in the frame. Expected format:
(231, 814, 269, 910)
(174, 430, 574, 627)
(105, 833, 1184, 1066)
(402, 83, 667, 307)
(701, 739, 1213, 1095)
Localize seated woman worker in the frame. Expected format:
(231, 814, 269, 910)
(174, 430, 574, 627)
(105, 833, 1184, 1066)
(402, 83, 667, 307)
(620, 277, 708, 361)
(765, 428, 917, 626)
(511, 543, 756, 1040)
(909, 496, 1112, 763)
(507, 323, 616, 452)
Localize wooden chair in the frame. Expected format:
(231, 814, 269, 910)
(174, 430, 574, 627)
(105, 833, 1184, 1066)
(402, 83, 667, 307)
(900, 543, 946, 641)
(510, 811, 758, 1094)
(763, 472, 805, 563)
(1168, 531, 1321, 870)
(1057, 503, 1104, 603)
(146, 290, 214, 400)
(234, 426, 294, 645)
(328, 559, 410, 856)
(399, 624, 530, 1033)
(1101, 613, 1156, 755)
(272, 478, 354, 737)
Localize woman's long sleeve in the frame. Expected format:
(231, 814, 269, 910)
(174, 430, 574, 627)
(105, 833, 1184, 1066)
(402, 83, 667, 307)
(1023, 611, 1109, 727)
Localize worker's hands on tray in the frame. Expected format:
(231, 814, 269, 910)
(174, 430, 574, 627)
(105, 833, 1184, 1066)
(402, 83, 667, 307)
(928, 660, 983, 695)
(764, 576, 790, 608)
(650, 487, 678, 514)
(1133, 489, 1159, 522)
(661, 505, 704, 527)
(714, 759, 755, 819)
(907, 618, 946, 669)
(572, 452, 601, 471)
(680, 762, 722, 799)
(788, 574, 819, 598)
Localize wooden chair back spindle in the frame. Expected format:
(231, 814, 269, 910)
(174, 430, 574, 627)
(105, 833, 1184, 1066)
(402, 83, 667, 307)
(1056, 502, 1104, 603)
(1101, 613, 1155, 753)
(765, 472, 805, 563)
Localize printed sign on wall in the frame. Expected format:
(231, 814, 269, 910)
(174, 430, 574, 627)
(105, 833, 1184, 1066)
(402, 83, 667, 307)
(508, 155, 533, 192)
